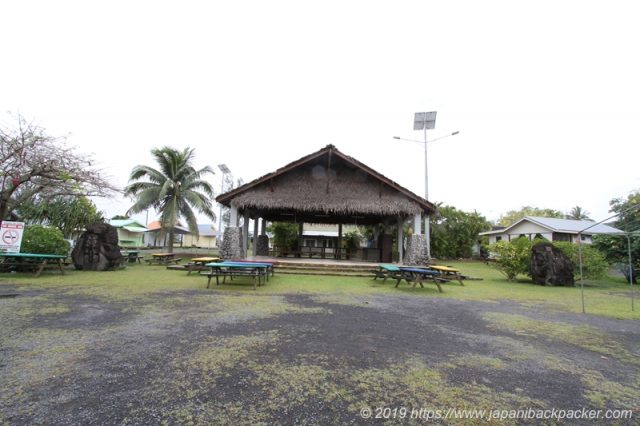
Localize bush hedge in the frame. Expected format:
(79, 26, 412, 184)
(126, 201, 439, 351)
(20, 225, 70, 255)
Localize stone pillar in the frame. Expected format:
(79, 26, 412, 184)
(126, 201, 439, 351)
(397, 217, 404, 264)
(230, 205, 238, 227)
(414, 213, 422, 235)
(220, 227, 244, 259)
(424, 213, 431, 259)
(404, 234, 428, 265)
(260, 218, 267, 235)
(252, 217, 259, 256)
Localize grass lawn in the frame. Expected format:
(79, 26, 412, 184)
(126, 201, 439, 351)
(1, 260, 638, 319)
(1, 261, 638, 424)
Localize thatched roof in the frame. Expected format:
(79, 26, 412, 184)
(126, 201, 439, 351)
(216, 145, 436, 225)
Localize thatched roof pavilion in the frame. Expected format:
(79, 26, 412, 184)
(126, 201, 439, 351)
(216, 144, 436, 225)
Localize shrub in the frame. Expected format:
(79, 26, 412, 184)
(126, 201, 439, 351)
(20, 225, 70, 255)
(269, 222, 299, 250)
(553, 242, 608, 280)
(489, 238, 534, 281)
(344, 231, 362, 250)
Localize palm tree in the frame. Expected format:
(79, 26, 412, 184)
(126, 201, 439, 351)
(125, 146, 216, 253)
(566, 206, 592, 221)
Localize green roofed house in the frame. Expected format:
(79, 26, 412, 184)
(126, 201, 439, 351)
(109, 219, 148, 247)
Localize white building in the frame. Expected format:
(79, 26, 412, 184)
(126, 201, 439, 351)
(479, 216, 622, 245)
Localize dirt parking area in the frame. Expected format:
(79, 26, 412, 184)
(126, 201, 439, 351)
(1, 284, 638, 425)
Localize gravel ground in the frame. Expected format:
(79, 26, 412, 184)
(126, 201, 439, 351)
(1, 285, 638, 425)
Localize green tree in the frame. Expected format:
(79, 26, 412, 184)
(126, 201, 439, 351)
(592, 190, 640, 267)
(497, 206, 563, 227)
(553, 242, 608, 280)
(609, 191, 640, 231)
(18, 196, 103, 238)
(0, 113, 116, 221)
(125, 146, 215, 253)
(431, 205, 491, 259)
(566, 206, 592, 221)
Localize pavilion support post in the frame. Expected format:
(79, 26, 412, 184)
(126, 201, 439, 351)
(338, 223, 343, 259)
(424, 213, 431, 260)
(242, 211, 249, 257)
(298, 222, 304, 258)
(252, 216, 259, 257)
(405, 213, 428, 265)
(230, 205, 238, 227)
(397, 216, 404, 264)
(256, 218, 270, 256)
(414, 213, 422, 235)
(220, 226, 243, 260)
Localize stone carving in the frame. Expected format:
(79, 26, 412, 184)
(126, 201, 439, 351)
(72, 222, 124, 270)
(530, 242, 574, 286)
(220, 226, 244, 259)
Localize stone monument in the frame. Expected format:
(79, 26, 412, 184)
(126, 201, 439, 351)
(72, 222, 124, 270)
(530, 241, 574, 286)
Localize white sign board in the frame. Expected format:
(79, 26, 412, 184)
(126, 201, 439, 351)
(0, 221, 25, 253)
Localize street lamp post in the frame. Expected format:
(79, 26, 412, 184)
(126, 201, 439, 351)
(394, 111, 459, 259)
(217, 164, 231, 246)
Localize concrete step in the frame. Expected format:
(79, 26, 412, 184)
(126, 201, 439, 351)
(275, 264, 374, 272)
(276, 269, 373, 277)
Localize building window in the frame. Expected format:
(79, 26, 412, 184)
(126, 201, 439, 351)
(495, 236, 502, 242)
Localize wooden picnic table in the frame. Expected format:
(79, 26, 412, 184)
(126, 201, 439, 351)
(146, 253, 183, 266)
(185, 256, 220, 275)
(0, 252, 67, 277)
(202, 261, 272, 290)
(396, 267, 444, 292)
(429, 265, 465, 286)
(121, 250, 143, 263)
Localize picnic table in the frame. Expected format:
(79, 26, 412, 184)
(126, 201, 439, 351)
(122, 250, 144, 263)
(202, 261, 272, 290)
(373, 264, 403, 282)
(0, 252, 67, 277)
(396, 267, 444, 292)
(429, 265, 465, 286)
(185, 256, 220, 275)
(146, 253, 183, 266)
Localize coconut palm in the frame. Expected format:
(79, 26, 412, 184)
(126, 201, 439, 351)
(566, 206, 592, 221)
(125, 146, 216, 252)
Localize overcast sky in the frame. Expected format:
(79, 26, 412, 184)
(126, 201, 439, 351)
(2, 1, 639, 226)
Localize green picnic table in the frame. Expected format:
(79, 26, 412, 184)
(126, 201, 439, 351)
(0, 252, 67, 277)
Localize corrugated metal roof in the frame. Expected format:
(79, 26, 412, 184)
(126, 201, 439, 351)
(526, 216, 622, 234)
(122, 226, 148, 233)
(197, 224, 217, 236)
(110, 219, 147, 230)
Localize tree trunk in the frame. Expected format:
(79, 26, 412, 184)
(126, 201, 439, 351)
(167, 229, 175, 253)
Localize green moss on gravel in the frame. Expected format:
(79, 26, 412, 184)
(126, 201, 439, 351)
(483, 312, 639, 366)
